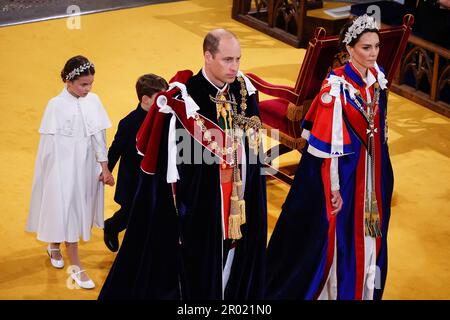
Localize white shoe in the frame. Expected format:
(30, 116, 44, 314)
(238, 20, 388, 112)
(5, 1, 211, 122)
(47, 246, 64, 269)
(71, 270, 95, 290)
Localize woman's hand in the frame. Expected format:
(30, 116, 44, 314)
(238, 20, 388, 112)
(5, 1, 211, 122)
(100, 170, 115, 186)
(99, 162, 115, 186)
(331, 190, 343, 215)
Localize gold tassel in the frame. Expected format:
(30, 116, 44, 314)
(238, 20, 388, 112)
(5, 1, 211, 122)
(228, 212, 243, 240)
(238, 199, 246, 224)
(371, 215, 382, 238)
(370, 191, 382, 238)
(364, 192, 382, 238)
(235, 178, 243, 195)
(228, 182, 243, 240)
(230, 183, 239, 216)
(365, 211, 373, 237)
(370, 191, 378, 213)
(233, 169, 246, 225)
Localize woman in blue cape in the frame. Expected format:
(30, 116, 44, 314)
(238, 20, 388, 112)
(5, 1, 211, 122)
(265, 15, 394, 300)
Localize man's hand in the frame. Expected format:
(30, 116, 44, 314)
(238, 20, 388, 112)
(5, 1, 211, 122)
(439, 0, 450, 9)
(99, 170, 115, 186)
(331, 190, 343, 215)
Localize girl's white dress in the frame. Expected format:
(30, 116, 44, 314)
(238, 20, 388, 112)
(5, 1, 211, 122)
(26, 88, 112, 243)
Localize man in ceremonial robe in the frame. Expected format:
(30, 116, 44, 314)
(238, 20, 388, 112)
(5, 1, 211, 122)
(99, 29, 267, 300)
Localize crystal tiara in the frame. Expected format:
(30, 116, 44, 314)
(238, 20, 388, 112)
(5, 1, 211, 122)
(343, 14, 379, 45)
(65, 62, 95, 81)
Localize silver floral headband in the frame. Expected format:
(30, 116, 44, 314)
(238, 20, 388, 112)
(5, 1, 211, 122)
(343, 14, 379, 45)
(65, 62, 95, 80)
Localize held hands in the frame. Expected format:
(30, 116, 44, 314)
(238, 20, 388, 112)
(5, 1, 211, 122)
(99, 169, 115, 186)
(99, 162, 114, 186)
(330, 190, 343, 215)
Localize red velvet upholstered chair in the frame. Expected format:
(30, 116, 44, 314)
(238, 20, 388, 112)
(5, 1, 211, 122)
(247, 14, 414, 184)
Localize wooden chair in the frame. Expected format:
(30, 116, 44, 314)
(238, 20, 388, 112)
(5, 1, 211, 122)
(247, 14, 414, 184)
(232, 0, 324, 48)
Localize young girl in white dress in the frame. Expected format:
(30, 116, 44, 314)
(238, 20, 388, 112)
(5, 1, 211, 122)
(26, 55, 115, 289)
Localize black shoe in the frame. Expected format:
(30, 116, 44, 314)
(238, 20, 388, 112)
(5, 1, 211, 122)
(103, 225, 119, 252)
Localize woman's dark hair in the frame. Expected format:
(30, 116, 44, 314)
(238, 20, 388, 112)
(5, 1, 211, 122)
(60, 55, 95, 82)
(339, 18, 380, 51)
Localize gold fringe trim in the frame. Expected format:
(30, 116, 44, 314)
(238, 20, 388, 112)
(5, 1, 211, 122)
(364, 191, 382, 238)
(228, 213, 243, 240)
(238, 199, 246, 225)
(234, 179, 246, 224)
(286, 102, 304, 122)
(264, 126, 306, 151)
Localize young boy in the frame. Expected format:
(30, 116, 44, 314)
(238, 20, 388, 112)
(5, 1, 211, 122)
(104, 74, 168, 252)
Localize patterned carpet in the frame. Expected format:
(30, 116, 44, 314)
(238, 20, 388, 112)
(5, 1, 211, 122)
(0, 0, 182, 26)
